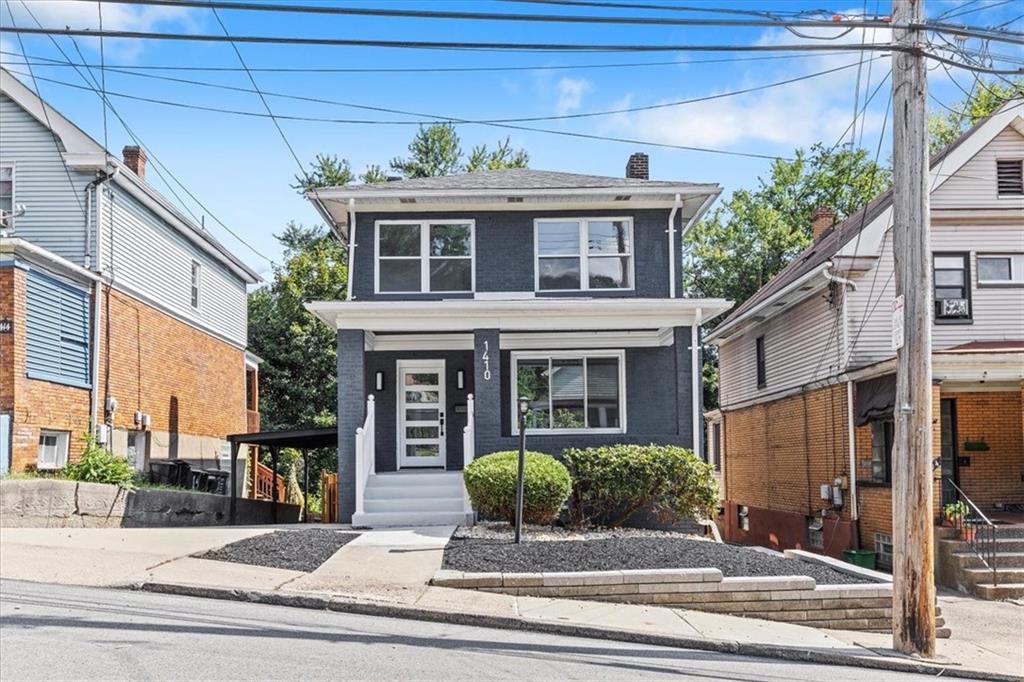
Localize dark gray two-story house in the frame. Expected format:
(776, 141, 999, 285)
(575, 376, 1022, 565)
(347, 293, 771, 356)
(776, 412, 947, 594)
(306, 154, 731, 526)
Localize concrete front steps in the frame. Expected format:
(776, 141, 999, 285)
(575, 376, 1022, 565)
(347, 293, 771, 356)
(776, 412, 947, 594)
(937, 525, 1024, 600)
(352, 470, 474, 528)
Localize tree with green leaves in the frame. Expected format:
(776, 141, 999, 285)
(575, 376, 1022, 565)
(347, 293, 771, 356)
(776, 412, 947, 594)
(929, 78, 1022, 154)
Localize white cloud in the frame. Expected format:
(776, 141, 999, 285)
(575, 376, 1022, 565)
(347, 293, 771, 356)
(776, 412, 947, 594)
(605, 12, 896, 151)
(555, 77, 593, 115)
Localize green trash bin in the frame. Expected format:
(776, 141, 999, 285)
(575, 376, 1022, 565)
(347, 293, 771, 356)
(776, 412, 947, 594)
(843, 549, 876, 570)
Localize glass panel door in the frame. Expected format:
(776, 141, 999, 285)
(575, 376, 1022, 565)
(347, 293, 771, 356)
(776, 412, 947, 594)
(398, 361, 446, 468)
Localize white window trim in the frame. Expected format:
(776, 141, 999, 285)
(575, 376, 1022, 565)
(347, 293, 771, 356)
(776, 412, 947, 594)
(0, 162, 15, 229)
(37, 429, 70, 470)
(374, 219, 476, 295)
(995, 158, 1024, 198)
(533, 217, 636, 293)
(510, 349, 627, 435)
(977, 252, 1024, 285)
(190, 260, 202, 310)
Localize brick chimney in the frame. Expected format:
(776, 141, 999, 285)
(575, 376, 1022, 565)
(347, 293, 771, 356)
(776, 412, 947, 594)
(122, 145, 147, 180)
(625, 152, 649, 180)
(811, 206, 836, 241)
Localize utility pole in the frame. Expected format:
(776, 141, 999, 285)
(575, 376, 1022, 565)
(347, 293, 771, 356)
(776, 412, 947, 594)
(890, 0, 936, 658)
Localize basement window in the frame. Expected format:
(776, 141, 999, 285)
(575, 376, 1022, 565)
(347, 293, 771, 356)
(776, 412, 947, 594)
(37, 430, 69, 470)
(807, 517, 824, 550)
(874, 532, 894, 570)
(737, 505, 749, 531)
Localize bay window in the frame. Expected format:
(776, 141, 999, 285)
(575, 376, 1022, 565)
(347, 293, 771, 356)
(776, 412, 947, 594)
(376, 220, 474, 293)
(513, 351, 625, 433)
(535, 218, 633, 291)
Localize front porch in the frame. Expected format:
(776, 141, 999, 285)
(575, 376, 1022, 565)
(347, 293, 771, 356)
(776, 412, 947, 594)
(309, 298, 729, 525)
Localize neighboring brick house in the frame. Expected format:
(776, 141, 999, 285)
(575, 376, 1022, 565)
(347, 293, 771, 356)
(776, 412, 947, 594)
(705, 100, 1023, 577)
(305, 155, 730, 526)
(0, 68, 262, 476)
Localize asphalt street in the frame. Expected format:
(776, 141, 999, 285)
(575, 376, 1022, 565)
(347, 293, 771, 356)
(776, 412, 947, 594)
(0, 579, 940, 681)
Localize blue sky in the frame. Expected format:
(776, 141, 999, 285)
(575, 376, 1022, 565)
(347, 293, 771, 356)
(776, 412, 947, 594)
(1, 0, 1020, 277)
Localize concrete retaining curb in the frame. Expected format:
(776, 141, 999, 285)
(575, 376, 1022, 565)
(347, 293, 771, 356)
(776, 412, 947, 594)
(133, 581, 1016, 682)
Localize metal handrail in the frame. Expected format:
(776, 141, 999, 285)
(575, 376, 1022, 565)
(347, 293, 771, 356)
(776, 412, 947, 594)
(945, 478, 998, 587)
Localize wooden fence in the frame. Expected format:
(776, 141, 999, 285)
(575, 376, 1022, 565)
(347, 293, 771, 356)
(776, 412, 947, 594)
(321, 472, 338, 524)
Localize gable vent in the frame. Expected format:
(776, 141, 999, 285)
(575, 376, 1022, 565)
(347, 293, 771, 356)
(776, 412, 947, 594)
(996, 159, 1023, 196)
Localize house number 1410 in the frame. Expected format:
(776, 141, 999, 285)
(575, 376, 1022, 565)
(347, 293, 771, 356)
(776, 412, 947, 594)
(482, 340, 492, 381)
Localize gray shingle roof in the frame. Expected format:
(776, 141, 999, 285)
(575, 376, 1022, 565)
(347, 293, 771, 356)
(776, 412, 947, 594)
(338, 168, 711, 192)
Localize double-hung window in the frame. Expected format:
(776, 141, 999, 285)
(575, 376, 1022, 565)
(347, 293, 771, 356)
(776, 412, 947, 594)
(0, 165, 13, 228)
(535, 218, 633, 291)
(870, 420, 894, 484)
(513, 351, 625, 433)
(933, 253, 971, 321)
(376, 220, 474, 293)
(190, 260, 202, 309)
(977, 253, 1024, 286)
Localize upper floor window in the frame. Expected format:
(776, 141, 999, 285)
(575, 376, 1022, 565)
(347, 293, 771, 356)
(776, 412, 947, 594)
(933, 253, 971, 322)
(0, 165, 13, 228)
(978, 253, 1024, 286)
(755, 335, 766, 389)
(996, 159, 1023, 196)
(26, 269, 90, 388)
(513, 351, 625, 434)
(376, 220, 474, 294)
(535, 218, 633, 291)
(190, 261, 202, 309)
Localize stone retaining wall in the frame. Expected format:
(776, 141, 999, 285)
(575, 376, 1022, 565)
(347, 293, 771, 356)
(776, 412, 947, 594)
(433, 567, 919, 633)
(0, 479, 300, 528)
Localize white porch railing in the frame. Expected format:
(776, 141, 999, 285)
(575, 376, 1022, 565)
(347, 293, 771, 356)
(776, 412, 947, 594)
(462, 393, 475, 515)
(354, 395, 375, 516)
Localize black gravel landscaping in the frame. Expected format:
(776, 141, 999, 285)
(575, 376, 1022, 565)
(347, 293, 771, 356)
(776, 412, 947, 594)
(196, 529, 360, 573)
(442, 533, 872, 585)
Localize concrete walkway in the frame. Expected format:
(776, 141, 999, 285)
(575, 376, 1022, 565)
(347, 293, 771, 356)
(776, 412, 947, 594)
(1, 526, 1021, 681)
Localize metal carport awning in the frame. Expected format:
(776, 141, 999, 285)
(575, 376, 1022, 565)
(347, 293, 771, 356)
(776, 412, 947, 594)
(226, 427, 337, 525)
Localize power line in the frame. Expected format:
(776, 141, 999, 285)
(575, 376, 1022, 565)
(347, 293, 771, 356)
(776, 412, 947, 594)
(4, 53, 882, 125)
(79, 0, 897, 30)
(936, 0, 1017, 22)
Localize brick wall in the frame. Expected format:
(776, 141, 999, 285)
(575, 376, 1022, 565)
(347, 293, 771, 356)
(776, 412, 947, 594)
(944, 389, 1023, 509)
(4, 272, 247, 472)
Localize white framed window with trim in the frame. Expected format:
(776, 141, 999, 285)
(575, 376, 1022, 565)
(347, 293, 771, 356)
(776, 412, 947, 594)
(0, 164, 14, 229)
(37, 430, 70, 470)
(977, 253, 1024, 286)
(374, 219, 475, 294)
(512, 350, 626, 435)
(534, 218, 634, 292)
(190, 260, 202, 309)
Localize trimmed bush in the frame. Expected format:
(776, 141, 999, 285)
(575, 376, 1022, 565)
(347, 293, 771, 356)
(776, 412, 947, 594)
(563, 444, 718, 527)
(63, 435, 137, 489)
(464, 451, 572, 525)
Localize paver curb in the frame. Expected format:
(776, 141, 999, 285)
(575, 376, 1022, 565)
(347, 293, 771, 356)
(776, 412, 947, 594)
(133, 581, 1020, 682)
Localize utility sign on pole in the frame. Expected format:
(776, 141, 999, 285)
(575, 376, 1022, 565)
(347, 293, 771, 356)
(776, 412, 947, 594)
(890, 0, 937, 658)
(891, 295, 905, 351)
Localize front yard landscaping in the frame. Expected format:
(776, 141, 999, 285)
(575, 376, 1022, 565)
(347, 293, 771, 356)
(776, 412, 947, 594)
(443, 523, 870, 585)
(195, 529, 360, 572)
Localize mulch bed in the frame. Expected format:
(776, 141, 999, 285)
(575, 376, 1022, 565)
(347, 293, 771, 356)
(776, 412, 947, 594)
(196, 529, 360, 573)
(442, 532, 871, 585)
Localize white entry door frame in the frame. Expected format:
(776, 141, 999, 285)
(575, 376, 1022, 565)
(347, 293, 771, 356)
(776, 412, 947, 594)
(397, 359, 446, 469)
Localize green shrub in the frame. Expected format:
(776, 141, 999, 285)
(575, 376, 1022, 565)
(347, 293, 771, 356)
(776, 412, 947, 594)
(464, 451, 572, 524)
(63, 435, 137, 489)
(563, 444, 718, 527)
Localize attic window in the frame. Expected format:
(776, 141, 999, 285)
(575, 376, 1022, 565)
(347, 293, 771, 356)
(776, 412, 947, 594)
(996, 159, 1024, 196)
(507, 196, 524, 203)
(399, 197, 417, 204)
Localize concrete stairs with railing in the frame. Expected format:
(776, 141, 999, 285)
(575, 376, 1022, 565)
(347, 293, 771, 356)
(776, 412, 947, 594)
(352, 471, 475, 528)
(937, 525, 1024, 600)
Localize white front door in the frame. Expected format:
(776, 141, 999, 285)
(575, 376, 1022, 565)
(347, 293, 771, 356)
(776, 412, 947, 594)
(397, 360, 446, 468)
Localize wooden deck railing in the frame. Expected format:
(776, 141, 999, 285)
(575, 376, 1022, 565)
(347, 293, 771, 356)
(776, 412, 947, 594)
(249, 450, 286, 502)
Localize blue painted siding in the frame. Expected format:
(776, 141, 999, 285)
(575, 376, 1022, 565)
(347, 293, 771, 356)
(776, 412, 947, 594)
(351, 209, 680, 301)
(25, 269, 91, 388)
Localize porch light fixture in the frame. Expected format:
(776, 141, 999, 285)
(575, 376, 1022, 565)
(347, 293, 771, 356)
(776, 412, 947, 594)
(457, 370, 465, 390)
(375, 371, 384, 392)
(515, 396, 530, 544)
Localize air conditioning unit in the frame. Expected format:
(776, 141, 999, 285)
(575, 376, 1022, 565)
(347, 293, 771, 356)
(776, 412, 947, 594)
(940, 298, 968, 318)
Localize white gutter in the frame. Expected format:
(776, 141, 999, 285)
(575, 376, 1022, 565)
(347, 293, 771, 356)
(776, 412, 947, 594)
(822, 262, 858, 375)
(0, 238, 100, 282)
(346, 198, 356, 301)
(89, 168, 116, 437)
(691, 308, 703, 460)
(667, 193, 681, 299)
(313, 184, 720, 202)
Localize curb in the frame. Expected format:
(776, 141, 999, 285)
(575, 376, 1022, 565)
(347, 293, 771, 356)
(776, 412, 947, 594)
(133, 581, 1021, 682)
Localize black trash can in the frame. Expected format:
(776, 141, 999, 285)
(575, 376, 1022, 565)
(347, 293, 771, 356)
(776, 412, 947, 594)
(190, 468, 209, 492)
(149, 460, 175, 486)
(170, 460, 192, 488)
(205, 470, 229, 495)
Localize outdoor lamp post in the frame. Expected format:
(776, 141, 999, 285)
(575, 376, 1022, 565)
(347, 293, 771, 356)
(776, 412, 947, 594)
(515, 396, 529, 544)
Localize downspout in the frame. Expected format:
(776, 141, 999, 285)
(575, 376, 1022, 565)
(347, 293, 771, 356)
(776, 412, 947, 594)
(346, 198, 356, 301)
(691, 307, 703, 460)
(89, 166, 118, 437)
(667, 193, 681, 298)
(823, 262, 860, 546)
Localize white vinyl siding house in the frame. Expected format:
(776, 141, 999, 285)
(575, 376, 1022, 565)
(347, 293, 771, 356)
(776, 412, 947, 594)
(932, 126, 1024, 209)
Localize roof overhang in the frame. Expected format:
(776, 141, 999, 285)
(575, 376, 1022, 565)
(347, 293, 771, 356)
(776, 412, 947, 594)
(306, 297, 732, 334)
(0, 238, 100, 284)
(307, 184, 722, 241)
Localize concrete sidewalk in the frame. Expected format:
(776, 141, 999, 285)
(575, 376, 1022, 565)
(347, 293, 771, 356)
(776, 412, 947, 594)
(1, 526, 1021, 681)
